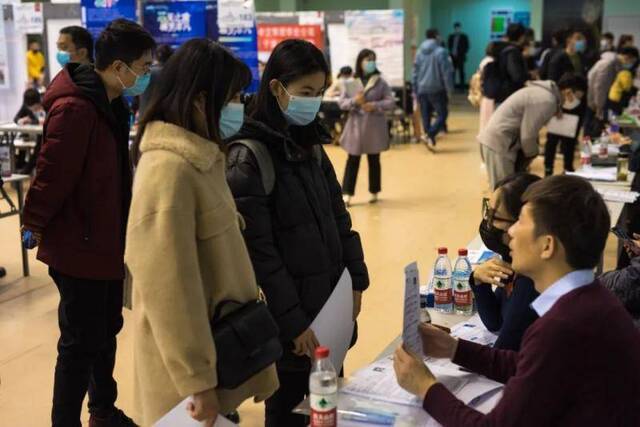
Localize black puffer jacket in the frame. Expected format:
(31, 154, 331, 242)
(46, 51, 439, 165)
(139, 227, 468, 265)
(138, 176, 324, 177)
(225, 118, 369, 371)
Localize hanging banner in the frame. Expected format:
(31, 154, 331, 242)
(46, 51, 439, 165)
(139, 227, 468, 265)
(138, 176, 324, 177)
(13, 3, 44, 34)
(0, 13, 9, 89)
(143, 1, 207, 48)
(343, 10, 404, 87)
(218, 0, 259, 92)
(257, 23, 324, 63)
(82, 0, 137, 38)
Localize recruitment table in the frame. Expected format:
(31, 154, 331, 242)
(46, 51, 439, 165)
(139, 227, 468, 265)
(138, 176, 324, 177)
(0, 174, 31, 276)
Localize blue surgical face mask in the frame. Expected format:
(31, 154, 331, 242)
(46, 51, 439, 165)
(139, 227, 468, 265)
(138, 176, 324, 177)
(118, 64, 151, 97)
(622, 62, 634, 70)
(219, 102, 244, 139)
(363, 60, 377, 75)
(574, 40, 586, 53)
(278, 84, 322, 126)
(57, 51, 71, 67)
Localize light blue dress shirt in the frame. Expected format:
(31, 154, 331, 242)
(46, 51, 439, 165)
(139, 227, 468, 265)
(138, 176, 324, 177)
(530, 270, 595, 317)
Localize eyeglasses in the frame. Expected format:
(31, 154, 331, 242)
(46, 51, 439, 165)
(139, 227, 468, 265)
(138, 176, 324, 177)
(482, 198, 516, 225)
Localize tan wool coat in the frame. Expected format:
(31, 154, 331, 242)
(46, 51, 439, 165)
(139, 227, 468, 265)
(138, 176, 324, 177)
(126, 121, 279, 426)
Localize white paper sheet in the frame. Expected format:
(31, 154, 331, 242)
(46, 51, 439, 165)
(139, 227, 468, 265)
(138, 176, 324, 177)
(591, 143, 620, 156)
(341, 356, 503, 408)
(450, 314, 499, 346)
(154, 398, 237, 427)
(567, 166, 617, 182)
(403, 262, 422, 355)
(546, 113, 579, 138)
(596, 188, 640, 203)
(310, 269, 354, 373)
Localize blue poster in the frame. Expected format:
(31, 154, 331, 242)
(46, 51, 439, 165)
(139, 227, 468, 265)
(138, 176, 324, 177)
(81, 0, 137, 39)
(217, 0, 259, 92)
(144, 2, 207, 48)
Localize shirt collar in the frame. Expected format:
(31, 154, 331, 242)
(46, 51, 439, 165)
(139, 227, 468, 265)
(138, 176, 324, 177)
(530, 270, 595, 317)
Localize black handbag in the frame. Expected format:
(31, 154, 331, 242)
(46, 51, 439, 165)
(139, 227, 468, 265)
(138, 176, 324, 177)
(210, 298, 282, 389)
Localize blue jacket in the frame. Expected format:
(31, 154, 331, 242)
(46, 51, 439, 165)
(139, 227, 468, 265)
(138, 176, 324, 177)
(470, 273, 539, 351)
(413, 39, 454, 95)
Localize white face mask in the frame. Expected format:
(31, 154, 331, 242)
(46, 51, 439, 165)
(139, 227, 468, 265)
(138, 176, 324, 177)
(563, 93, 581, 110)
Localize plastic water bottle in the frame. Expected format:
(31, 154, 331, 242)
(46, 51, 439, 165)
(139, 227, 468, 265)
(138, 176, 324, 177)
(598, 131, 609, 159)
(453, 249, 473, 315)
(580, 136, 592, 166)
(433, 247, 453, 313)
(310, 346, 338, 427)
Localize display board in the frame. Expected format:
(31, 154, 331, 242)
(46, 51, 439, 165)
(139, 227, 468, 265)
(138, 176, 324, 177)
(13, 3, 44, 34)
(340, 9, 404, 87)
(81, 0, 137, 38)
(217, 0, 259, 92)
(0, 12, 9, 89)
(144, 1, 207, 48)
(257, 23, 323, 63)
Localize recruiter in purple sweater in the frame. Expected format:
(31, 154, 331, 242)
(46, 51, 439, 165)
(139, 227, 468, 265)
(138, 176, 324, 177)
(394, 175, 640, 426)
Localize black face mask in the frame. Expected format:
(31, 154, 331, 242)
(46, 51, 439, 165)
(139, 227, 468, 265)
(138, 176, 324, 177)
(479, 220, 512, 263)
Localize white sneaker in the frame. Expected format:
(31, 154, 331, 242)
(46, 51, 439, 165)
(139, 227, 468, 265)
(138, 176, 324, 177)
(369, 193, 379, 204)
(343, 194, 351, 207)
(422, 135, 436, 152)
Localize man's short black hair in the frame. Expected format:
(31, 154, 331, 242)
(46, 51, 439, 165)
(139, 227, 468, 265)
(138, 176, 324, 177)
(454, 22, 461, 28)
(338, 65, 353, 77)
(557, 72, 588, 93)
(60, 26, 94, 62)
(619, 46, 640, 59)
(426, 28, 439, 39)
(23, 88, 41, 107)
(523, 175, 610, 270)
(603, 32, 614, 41)
(506, 23, 526, 42)
(95, 19, 156, 71)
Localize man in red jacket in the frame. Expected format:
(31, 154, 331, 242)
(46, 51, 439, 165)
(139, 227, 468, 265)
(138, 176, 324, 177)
(394, 175, 640, 425)
(21, 19, 154, 427)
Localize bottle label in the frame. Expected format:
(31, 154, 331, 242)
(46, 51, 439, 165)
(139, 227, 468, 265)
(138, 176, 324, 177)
(310, 394, 337, 427)
(454, 289, 472, 306)
(434, 288, 452, 305)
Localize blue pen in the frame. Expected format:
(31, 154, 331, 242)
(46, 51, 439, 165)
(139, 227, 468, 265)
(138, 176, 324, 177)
(22, 230, 38, 249)
(340, 410, 395, 425)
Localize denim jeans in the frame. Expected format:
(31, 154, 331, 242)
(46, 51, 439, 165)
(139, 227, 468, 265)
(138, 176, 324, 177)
(418, 91, 449, 141)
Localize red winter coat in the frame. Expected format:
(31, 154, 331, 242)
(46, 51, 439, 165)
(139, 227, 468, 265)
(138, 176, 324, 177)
(23, 64, 132, 280)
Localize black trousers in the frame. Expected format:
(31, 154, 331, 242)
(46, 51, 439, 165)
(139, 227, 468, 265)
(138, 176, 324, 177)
(265, 369, 309, 427)
(452, 55, 466, 87)
(544, 133, 577, 175)
(50, 268, 124, 427)
(342, 154, 381, 196)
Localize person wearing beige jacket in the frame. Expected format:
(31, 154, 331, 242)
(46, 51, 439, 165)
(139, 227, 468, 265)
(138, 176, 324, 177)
(125, 40, 278, 426)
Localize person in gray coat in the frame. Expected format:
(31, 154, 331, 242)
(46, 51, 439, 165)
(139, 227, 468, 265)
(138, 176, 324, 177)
(339, 49, 395, 206)
(478, 73, 587, 189)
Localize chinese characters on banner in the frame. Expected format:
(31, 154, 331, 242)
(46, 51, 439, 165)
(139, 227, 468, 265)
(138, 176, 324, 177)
(143, 1, 206, 47)
(81, 0, 137, 38)
(256, 23, 324, 63)
(12, 3, 44, 34)
(217, 0, 260, 92)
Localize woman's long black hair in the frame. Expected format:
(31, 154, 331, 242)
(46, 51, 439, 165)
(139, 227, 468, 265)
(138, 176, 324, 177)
(250, 39, 329, 132)
(132, 39, 251, 165)
(353, 48, 380, 80)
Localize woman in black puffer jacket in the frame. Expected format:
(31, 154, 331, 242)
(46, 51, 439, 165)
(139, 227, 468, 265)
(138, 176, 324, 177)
(225, 39, 369, 427)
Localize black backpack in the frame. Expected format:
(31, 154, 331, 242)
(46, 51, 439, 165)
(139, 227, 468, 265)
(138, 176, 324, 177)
(482, 44, 517, 102)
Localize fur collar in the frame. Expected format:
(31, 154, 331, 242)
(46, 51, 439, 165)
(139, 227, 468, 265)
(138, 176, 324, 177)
(140, 121, 221, 172)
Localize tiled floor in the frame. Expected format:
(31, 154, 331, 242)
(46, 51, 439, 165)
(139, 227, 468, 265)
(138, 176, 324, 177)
(0, 97, 619, 426)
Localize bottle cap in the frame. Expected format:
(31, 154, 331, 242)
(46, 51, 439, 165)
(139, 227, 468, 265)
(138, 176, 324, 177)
(458, 248, 468, 256)
(315, 346, 330, 359)
(438, 247, 448, 255)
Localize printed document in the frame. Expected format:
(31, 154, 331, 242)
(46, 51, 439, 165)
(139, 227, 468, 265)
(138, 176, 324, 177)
(155, 398, 237, 426)
(310, 268, 354, 373)
(403, 262, 422, 355)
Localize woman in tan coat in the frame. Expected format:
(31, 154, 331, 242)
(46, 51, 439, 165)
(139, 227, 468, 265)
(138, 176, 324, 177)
(126, 39, 278, 426)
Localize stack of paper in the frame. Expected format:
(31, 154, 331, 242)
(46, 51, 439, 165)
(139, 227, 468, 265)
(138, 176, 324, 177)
(596, 188, 640, 204)
(567, 167, 617, 182)
(341, 356, 503, 408)
(450, 314, 499, 346)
